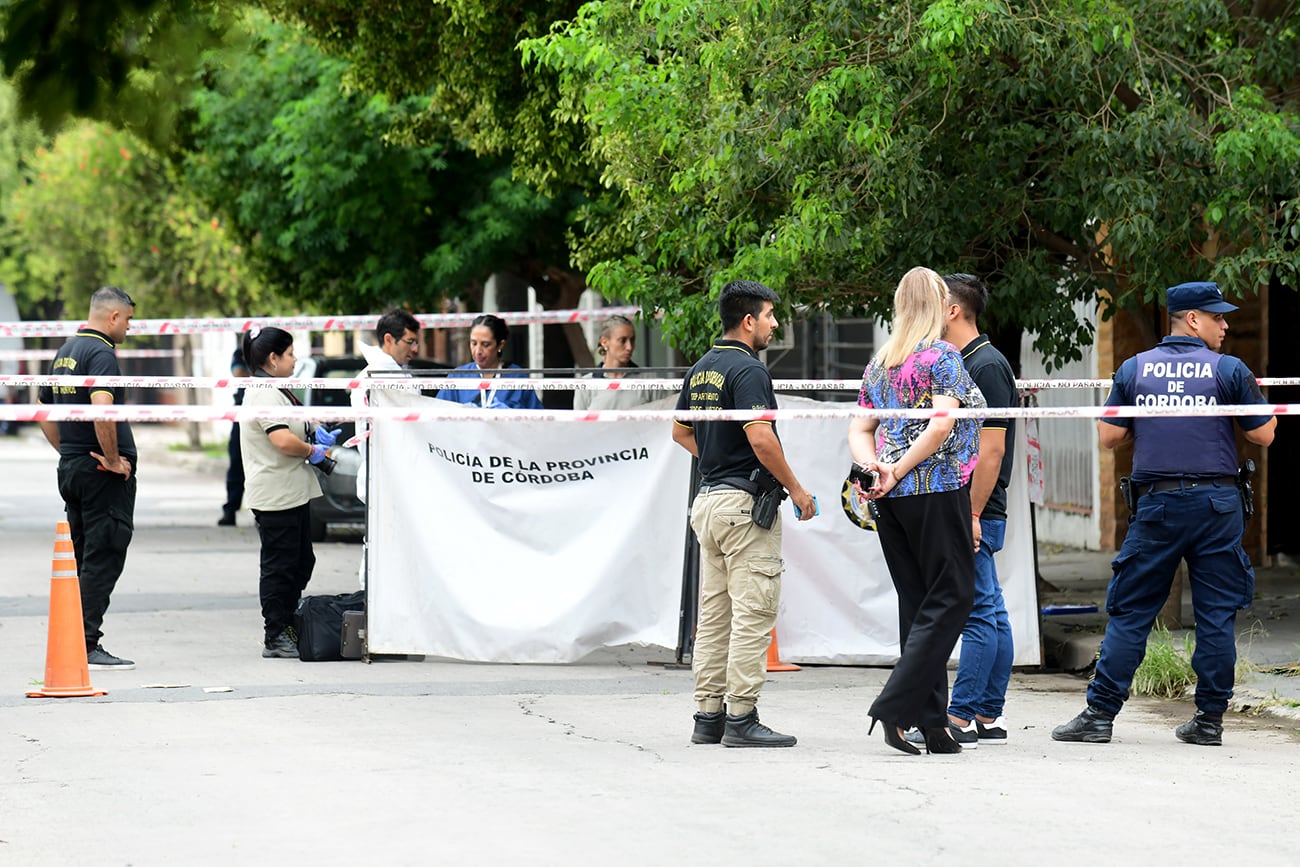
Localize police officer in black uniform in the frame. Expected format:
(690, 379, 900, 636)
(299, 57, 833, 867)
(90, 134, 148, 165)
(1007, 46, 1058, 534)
(37, 286, 139, 670)
(1054, 281, 1275, 746)
(672, 280, 816, 748)
(219, 344, 249, 526)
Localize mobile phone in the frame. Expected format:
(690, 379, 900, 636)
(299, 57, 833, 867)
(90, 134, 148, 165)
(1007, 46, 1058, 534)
(849, 464, 878, 491)
(793, 495, 819, 519)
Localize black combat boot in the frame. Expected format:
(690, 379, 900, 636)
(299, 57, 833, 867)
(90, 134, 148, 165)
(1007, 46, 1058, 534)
(1051, 705, 1114, 743)
(690, 710, 726, 744)
(721, 709, 796, 748)
(1175, 710, 1224, 746)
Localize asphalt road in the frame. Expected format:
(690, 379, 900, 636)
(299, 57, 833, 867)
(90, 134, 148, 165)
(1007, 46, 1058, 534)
(2, 430, 1298, 866)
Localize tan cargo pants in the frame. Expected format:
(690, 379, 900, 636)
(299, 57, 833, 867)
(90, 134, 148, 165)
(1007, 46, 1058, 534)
(689, 488, 784, 717)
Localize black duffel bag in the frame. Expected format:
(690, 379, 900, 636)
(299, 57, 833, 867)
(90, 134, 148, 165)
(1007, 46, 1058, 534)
(294, 590, 366, 661)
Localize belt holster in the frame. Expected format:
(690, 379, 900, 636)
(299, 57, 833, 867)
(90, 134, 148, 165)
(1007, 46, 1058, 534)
(1238, 459, 1256, 520)
(1119, 476, 1136, 515)
(749, 468, 787, 530)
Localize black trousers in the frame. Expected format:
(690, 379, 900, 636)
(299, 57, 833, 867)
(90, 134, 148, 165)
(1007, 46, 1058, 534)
(223, 423, 244, 514)
(868, 486, 976, 729)
(253, 503, 316, 641)
(56, 454, 137, 648)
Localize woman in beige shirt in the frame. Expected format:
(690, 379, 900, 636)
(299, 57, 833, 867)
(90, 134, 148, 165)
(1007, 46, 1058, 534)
(240, 326, 338, 658)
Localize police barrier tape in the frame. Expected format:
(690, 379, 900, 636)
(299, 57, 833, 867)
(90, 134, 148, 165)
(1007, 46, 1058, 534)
(0, 306, 642, 338)
(0, 349, 183, 361)
(3, 374, 1299, 391)
(0, 402, 1293, 424)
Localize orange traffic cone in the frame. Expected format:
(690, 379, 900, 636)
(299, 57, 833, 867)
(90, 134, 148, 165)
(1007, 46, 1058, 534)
(27, 521, 106, 698)
(765, 628, 800, 672)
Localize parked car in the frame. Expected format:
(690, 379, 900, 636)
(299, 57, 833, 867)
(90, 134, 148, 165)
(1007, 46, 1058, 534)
(296, 355, 366, 542)
(296, 354, 451, 541)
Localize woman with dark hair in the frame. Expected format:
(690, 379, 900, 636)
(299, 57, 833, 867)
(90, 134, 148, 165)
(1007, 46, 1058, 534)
(847, 266, 986, 755)
(239, 326, 339, 658)
(436, 314, 543, 409)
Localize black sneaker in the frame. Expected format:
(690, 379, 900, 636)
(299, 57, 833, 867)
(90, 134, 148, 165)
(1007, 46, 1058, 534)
(691, 710, 726, 745)
(976, 716, 1008, 745)
(904, 719, 978, 748)
(87, 645, 135, 670)
(217, 511, 237, 527)
(1051, 706, 1113, 743)
(262, 630, 299, 659)
(1175, 711, 1223, 746)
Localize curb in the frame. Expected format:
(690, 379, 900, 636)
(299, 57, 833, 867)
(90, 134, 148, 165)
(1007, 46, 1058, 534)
(1040, 616, 1104, 673)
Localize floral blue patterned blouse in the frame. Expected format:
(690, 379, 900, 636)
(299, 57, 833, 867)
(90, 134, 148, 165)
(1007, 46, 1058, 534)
(858, 339, 986, 497)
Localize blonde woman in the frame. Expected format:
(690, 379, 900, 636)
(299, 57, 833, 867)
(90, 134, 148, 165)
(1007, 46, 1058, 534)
(573, 315, 669, 410)
(847, 266, 986, 755)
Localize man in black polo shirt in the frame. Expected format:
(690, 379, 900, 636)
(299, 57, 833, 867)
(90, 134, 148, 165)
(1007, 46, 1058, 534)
(672, 280, 816, 747)
(941, 273, 1017, 746)
(37, 286, 138, 670)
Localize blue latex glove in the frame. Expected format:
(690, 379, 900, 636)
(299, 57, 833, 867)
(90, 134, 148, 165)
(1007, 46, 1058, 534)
(314, 427, 343, 447)
(308, 444, 328, 465)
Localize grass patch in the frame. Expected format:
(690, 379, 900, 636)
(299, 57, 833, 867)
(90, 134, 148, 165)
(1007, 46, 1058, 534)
(1131, 625, 1196, 700)
(168, 442, 228, 460)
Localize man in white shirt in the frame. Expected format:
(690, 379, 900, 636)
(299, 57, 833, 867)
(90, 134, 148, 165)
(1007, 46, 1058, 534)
(352, 309, 421, 586)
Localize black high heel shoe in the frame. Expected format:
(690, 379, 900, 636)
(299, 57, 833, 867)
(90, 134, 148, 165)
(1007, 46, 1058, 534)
(870, 717, 921, 756)
(922, 726, 963, 755)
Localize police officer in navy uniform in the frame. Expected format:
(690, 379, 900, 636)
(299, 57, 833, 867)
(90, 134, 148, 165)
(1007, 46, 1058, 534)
(1054, 281, 1275, 746)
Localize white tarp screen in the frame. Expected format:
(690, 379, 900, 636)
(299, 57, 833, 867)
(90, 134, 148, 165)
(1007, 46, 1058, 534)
(367, 391, 690, 661)
(367, 391, 1041, 665)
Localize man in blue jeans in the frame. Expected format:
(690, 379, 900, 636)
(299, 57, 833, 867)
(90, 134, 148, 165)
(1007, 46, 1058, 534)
(927, 273, 1017, 747)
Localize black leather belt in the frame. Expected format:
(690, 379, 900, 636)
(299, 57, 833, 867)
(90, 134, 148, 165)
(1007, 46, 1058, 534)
(1142, 476, 1237, 495)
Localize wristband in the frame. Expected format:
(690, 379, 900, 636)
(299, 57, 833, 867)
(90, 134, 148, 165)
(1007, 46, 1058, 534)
(971, 512, 981, 519)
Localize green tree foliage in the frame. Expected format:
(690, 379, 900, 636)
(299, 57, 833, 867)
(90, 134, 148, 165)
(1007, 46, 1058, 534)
(0, 80, 42, 203)
(524, 0, 1300, 361)
(6, 1, 1300, 362)
(0, 78, 47, 313)
(258, 0, 590, 193)
(0, 0, 241, 151)
(258, 0, 601, 314)
(182, 15, 567, 313)
(1, 119, 267, 317)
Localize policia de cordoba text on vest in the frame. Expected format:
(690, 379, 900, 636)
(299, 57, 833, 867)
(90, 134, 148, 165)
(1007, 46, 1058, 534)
(1135, 358, 1219, 406)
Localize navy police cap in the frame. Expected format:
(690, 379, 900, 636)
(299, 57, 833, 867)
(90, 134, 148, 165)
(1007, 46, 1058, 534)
(1165, 281, 1238, 314)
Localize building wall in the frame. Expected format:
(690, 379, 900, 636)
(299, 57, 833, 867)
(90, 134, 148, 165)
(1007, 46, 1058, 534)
(1020, 299, 1102, 549)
